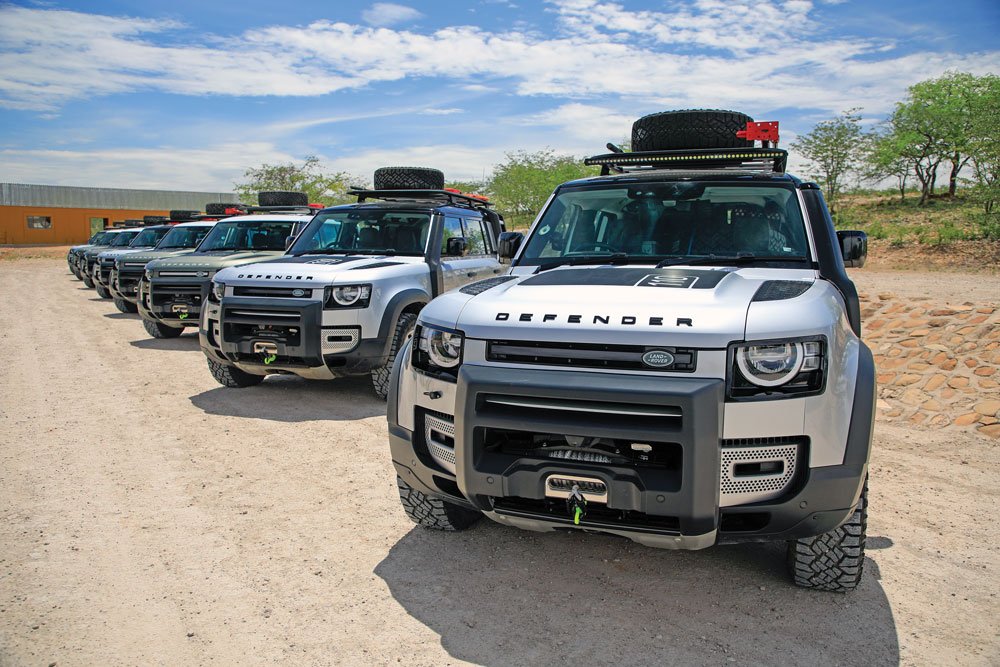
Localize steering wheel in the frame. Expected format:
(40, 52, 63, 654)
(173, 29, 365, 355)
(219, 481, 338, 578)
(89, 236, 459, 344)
(568, 241, 619, 254)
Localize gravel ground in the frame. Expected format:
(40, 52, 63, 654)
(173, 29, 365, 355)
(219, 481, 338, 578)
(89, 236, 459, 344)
(1, 260, 998, 666)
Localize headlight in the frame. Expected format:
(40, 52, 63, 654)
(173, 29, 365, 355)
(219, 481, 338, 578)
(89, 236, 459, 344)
(413, 325, 464, 377)
(213, 281, 225, 301)
(730, 339, 824, 398)
(324, 284, 371, 308)
(145, 269, 152, 280)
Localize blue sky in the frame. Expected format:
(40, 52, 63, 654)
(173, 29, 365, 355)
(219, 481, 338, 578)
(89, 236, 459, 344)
(0, 0, 998, 191)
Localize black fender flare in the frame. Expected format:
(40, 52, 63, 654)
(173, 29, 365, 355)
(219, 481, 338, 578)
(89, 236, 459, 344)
(376, 288, 429, 358)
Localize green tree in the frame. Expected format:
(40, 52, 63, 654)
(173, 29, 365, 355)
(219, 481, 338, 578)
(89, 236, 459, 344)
(964, 75, 1000, 215)
(234, 156, 360, 206)
(790, 109, 864, 213)
(862, 127, 912, 201)
(486, 149, 598, 228)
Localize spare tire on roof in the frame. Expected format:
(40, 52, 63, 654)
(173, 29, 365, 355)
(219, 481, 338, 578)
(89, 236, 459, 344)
(205, 202, 244, 215)
(258, 191, 308, 207)
(143, 215, 168, 224)
(631, 109, 755, 151)
(374, 167, 445, 191)
(169, 209, 200, 221)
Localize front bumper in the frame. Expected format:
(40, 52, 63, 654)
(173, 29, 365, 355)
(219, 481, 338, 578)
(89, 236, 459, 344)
(139, 276, 208, 327)
(390, 353, 874, 549)
(110, 267, 144, 304)
(200, 297, 387, 379)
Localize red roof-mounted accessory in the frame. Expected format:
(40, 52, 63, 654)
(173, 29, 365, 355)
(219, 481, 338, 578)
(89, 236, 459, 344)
(224, 207, 243, 215)
(308, 203, 324, 209)
(736, 121, 779, 146)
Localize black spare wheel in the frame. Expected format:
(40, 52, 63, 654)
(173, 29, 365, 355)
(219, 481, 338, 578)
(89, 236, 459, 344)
(631, 109, 755, 151)
(374, 167, 445, 191)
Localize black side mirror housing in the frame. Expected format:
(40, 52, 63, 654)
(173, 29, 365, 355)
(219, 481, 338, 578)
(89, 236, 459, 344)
(497, 231, 524, 263)
(446, 236, 468, 257)
(837, 230, 868, 268)
(284, 235, 296, 250)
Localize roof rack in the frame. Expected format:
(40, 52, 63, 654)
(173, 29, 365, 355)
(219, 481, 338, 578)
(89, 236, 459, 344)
(585, 147, 788, 176)
(348, 188, 493, 210)
(220, 205, 319, 216)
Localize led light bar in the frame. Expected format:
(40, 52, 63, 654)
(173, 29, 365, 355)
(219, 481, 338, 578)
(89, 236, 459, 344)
(584, 147, 788, 174)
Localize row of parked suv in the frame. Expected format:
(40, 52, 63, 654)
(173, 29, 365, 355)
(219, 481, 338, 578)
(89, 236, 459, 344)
(68, 110, 873, 592)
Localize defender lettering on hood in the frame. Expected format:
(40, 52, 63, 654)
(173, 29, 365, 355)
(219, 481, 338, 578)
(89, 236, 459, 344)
(496, 312, 694, 327)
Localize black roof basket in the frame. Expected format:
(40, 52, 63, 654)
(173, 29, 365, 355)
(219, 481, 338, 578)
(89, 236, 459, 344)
(348, 187, 493, 210)
(585, 147, 788, 176)
(197, 205, 320, 219)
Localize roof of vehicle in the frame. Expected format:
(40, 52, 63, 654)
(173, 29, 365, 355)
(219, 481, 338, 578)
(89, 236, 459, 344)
(322, 201, 489, 216)
(560, 169, 802, 189)
(212, 213, 313, 223)
(174, 219, 220, 227)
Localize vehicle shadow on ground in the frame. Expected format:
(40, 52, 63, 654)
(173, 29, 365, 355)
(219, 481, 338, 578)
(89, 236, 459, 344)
(189, 374, 385, 422)
(103, 312, 138, 320)
(129, 333, 200, 352)
(376, 524, 899, 666)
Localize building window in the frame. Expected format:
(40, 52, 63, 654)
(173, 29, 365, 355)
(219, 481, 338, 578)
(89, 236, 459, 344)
(27, 216, 52, 229)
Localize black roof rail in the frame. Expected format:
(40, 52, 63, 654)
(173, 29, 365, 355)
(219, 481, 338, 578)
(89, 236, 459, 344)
(347, 187, 494, 210)
(584, 147, 788, 176)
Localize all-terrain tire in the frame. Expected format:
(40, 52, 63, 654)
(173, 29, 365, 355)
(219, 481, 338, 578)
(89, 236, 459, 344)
(207, 358, 265, 388)
(169, 209, 200, 220)
(70, 265, 81, 279)
(787, 479, 868, 592)
(95, 283, 112, 299)
(113, 297, 138, 313)
(258, 191, 308, 207)
(205, 202, 243, 215)
(374, 167, 445, 191)
(82, 274, 95, 288)
(631, 109, 754, 151)
(142, 317, 184, 339)
(397, 476, 481, 531)
(371, 311, 417, 399)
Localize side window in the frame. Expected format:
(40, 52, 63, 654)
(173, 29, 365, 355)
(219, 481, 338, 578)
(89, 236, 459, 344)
(478, 218, 495, 253)
(465, 218, 487, 255)
(441, 217, 464, 255)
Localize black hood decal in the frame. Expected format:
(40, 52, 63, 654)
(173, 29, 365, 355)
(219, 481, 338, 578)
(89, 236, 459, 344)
(520, 267, 732, 289)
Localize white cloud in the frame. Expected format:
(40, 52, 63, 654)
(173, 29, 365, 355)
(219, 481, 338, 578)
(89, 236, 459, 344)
(0, 2, 997, 124)
(361, 3, 422, 27)
(419, 107, 465, 115)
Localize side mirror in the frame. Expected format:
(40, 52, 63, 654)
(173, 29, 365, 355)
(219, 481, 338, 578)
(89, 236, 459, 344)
(497, 231, 524, 263)
(837, 230, 867, 268)
(284, 235, 295, 250)
(446, 236, 468, 257)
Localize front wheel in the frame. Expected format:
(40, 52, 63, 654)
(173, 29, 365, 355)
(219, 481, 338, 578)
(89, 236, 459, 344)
(95, 284, 112, 299)
(787, 479, 868, 592)
(207, 358, 265, 388)
(371, 311, 417, 400)
(82, 274, 95, 288)
(396, 477, 481, 531)
(113, 297, 138, 313)
(142, 317, 183, 339)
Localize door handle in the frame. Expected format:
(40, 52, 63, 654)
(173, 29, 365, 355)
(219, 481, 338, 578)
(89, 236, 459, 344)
(466, 272, 477, 278)
(492, 268, 503, 274)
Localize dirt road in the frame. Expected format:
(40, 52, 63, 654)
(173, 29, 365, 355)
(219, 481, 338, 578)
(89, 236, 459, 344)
(1, 260, 998, 666)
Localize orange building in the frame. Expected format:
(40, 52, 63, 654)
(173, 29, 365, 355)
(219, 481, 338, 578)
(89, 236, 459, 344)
(0, 183, 237, 245)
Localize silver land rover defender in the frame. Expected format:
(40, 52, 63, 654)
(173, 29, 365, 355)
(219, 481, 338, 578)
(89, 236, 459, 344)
(94, 222, 175, 300)
(137, 193, 316, 340)
(201, 167, 505, 398)
(387, 110, 873, 591)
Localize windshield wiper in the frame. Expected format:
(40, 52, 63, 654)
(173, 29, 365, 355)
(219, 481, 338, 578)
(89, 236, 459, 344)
(536, 253, 657, 272)
(655, 254, 808, 268)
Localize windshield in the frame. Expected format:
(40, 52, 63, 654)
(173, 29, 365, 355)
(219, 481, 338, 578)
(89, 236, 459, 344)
(517, 182, 809, 267)
(290, 209, 430, 256)
(198, 220, 296, 252)
(90, 232, 110, 244)
(110, 230, 141, 247)
(130, 227, 170, 247)
(156, 224, 212, 250)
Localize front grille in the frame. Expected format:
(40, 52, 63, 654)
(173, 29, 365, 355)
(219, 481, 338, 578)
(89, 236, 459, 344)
(151, 282, 203, 307)
(481, 426, 682, 472)
(487, 340, 697, 373)
(158, 270, 202, 277)
(224, 308, 301, 326)
(719, 437, 804, 507)
(480, 394, 682, 425)
(232, 286, 316, 298)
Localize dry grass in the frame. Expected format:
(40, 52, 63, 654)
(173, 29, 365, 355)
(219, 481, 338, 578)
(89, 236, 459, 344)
(0, 245, 73, 261)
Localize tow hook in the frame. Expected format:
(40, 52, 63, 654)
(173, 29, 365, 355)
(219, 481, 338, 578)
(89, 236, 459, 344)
(567, 485, 587, 525)
(253, 341, 279, 365)
(172, 304, 189, 320)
